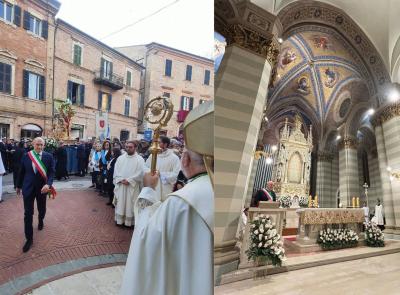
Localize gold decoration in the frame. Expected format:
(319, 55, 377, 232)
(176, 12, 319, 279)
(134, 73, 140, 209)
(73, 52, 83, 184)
(299, 209, 364, 225)
(223, 23, 280, 66)
(144, 96, 174, 174)
(338, 137, 357, 150)
(373, 102, 400, 126)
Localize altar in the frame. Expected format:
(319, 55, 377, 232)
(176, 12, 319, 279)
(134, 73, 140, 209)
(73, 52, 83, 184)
(293, 208, 364, 252)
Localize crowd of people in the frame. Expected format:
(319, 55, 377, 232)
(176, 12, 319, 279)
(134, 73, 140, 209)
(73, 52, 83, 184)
(0, 135, 187, 228)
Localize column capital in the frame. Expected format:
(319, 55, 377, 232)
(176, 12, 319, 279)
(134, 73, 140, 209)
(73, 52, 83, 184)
(372, 102, 400, 127)
(338, 137, 358, 150)
(215, 0, 281, 66)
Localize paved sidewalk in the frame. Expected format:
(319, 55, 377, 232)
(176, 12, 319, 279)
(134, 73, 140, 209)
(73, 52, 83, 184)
(0, 188, 133, 295)
(1, 174, 92, 196)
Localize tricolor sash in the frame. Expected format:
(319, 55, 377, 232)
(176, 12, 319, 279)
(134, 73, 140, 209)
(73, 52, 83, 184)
(261, 188, 274, 201)
(28, 150, 57, 199)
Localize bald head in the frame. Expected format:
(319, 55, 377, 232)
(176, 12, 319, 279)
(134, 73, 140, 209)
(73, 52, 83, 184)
(33, 137, 45, 153)
(267, 181, 274, 190)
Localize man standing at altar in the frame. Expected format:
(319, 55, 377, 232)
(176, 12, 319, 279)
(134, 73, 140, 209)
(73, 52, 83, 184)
(251, 180, 277, 207)
(120, 101, 214, 295)
(16, 137, 55, 253)
(144, 136, 181, 201)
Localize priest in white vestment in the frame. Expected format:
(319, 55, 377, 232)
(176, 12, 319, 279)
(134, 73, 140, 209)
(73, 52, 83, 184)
(113, 141, 145, 226)
(120, 101, 214, 295)
(145, 136, 181, 201)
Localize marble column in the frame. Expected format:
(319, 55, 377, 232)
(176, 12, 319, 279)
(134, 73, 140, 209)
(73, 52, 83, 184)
(214, 0, 281, 283)
(316, 152, 334, 208)
(338, 138, 359, 207)
(331, 154, 339, 207)
(367, 148, 383, 212)
(375, 125, 396, 231)
(374, 102, 400, 235)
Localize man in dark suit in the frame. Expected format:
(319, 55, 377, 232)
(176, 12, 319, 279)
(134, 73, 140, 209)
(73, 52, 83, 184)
(17, 137, 55, 253)
(251, 180, 277, 207)
(76, 138, 86, 176)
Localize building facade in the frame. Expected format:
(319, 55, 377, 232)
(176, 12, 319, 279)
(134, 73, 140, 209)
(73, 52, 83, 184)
(0, 0, 60, 139)
(54, 20, 143, 141)
(116, 43, 214, 138)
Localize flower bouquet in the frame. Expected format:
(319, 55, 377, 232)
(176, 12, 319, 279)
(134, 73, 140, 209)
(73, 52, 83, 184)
(278, 195, 292, 208)
(364, 221, 385, 247)
(299, 196, 308, 208)
(317, 228, 359, 250)
(246, 214, 286, 270)
(44, 137, 58, 153)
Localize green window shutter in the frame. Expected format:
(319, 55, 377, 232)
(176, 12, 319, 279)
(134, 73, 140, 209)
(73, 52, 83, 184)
(107, 94, 112, 111)
(98, 91, 102, 110)
(42, 20, 48, 39)
(67, 80, 73, 101)
(79, 84, 85, 106)
(23, 70, 29, 97)
(39, 75, 45, 100)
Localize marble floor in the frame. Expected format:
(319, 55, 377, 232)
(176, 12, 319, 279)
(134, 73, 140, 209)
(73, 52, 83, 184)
(215, 253, 400, 295)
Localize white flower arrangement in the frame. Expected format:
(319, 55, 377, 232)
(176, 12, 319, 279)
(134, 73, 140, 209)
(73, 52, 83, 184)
(299, 196, 309, 208)
(44, 137, 58, 152)
(364, 221, 385, 247)
(246, 214, 286, 267)
(317, 228, 359, 250)
(278, 195, 292, 208)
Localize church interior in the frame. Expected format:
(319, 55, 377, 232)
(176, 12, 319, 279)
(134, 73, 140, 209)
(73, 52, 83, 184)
(214, 0, 400, 293)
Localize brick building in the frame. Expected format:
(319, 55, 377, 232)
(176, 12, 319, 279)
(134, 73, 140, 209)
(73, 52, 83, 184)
(116, 43, 214, 138)
(0, 0, 60, 139)
(54, 20, 144, 141)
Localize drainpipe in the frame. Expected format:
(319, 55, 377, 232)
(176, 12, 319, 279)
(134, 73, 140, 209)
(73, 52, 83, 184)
(51, 18, 58, 134)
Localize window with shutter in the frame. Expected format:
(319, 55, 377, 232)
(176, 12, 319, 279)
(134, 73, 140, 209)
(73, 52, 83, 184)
(98, 91, 102, 110)
(185, 65, 192, 81)
(73, 44, 82, 66)
(165, 59, 172, 77)
(13, 5, 21, 26)
(24, 71, 44, 100)
(0, 1, 15, 23)
(41, 20, 48, 39)
(79, 84, 85, 106)
(124, 99, 130, 116)
(0, 62, 12, 94)
(181, 96, 191, 111)
(126, 70, 132, 86)
(189, 97, 194, 110)
(204, 70, 210, 85)
(23, 11, 30, 30)
(107, 94, 112, 111)
(25, 13, 42, 36)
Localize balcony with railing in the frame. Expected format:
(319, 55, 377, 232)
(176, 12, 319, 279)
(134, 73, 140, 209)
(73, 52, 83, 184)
(94, 69, 124, 90)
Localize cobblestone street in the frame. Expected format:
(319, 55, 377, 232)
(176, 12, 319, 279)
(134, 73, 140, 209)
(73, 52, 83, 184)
(0, 180, 133, 294)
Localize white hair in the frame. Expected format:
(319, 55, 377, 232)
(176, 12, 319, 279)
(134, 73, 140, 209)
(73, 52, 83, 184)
(33, 137, 45, 144)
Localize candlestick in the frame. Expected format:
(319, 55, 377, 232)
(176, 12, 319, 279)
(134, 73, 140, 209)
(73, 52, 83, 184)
(309, 195, 312, 208)
(356, 197, 359, 208)
(315, 195, 318, 207)
(352, 197, 355, 208)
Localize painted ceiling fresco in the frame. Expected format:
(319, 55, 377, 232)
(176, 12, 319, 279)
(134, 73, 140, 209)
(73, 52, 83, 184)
(267, 27, 372, 121)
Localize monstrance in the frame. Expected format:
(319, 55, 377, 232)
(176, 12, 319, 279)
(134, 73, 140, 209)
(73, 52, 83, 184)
(144, 96, 174, 174)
